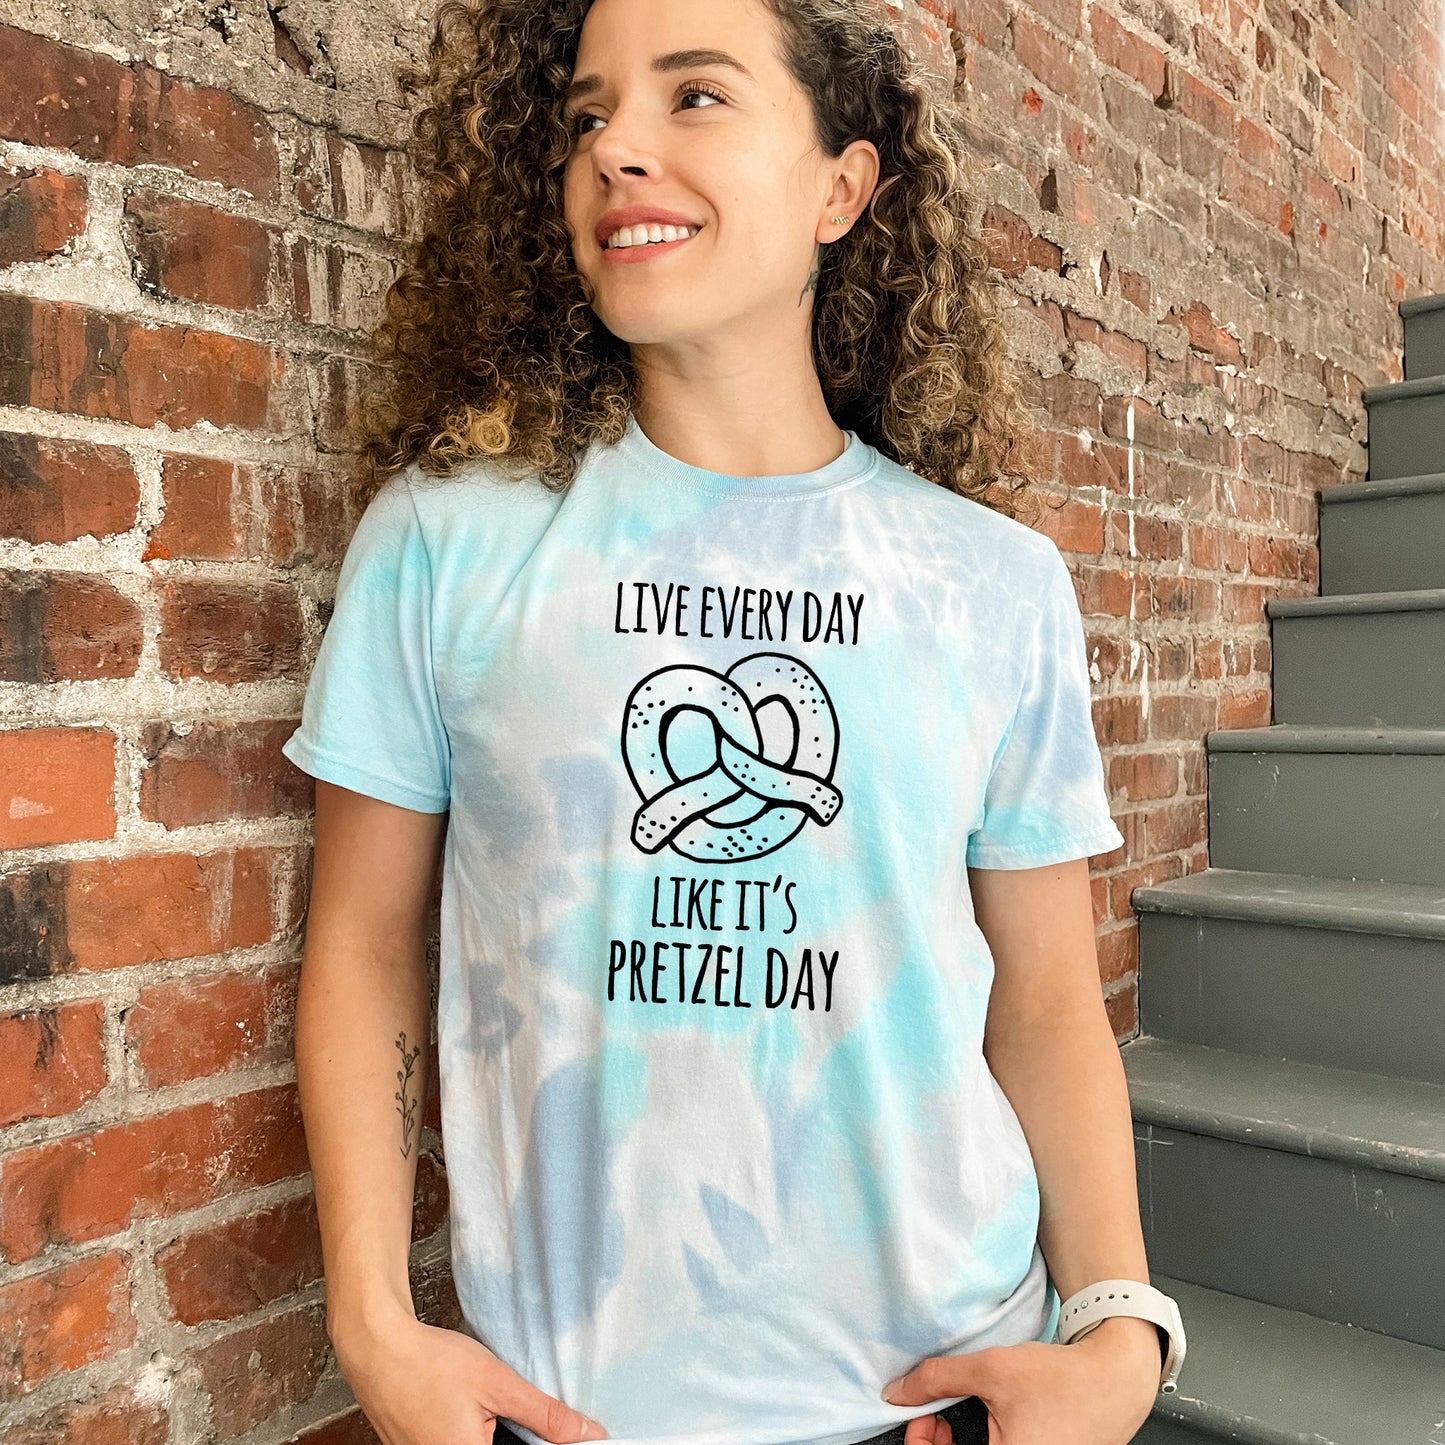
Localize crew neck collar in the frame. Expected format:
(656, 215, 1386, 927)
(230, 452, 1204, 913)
(614, 412, 878, 498)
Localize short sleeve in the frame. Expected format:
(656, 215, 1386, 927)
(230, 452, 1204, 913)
(280, 473, 451, 813)
(965, 545, 1123, 868)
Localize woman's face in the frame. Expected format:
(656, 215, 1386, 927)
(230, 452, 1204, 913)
(560, 0, 875, 352)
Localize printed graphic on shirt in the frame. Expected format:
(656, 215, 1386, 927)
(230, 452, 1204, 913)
(621, 651, 843, 864)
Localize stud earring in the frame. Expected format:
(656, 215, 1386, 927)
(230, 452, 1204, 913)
(831, 214, 850, 224)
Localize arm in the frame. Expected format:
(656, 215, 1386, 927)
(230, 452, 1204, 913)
(970, 855, 1163, 1369)
(294, 779, 448, 1356)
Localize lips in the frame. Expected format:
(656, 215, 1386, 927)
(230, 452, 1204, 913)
(594, 206, 704, 247)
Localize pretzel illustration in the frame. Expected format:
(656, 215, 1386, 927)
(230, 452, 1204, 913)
(620, 651, 843, 863)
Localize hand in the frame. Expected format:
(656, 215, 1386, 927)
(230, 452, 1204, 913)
(331, 1303, 609, 1445)
(880, 1315, 1162, 1445)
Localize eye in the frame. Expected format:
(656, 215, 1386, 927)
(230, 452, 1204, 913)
(570, 111, 604, 138)
(678, 81, 727, 110)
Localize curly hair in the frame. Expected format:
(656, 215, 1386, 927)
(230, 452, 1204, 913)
(359, 0, 1045, 525)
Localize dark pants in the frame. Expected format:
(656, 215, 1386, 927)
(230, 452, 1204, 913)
(845, 1395, 990, 1445)
(493, 1395, 990, 1445)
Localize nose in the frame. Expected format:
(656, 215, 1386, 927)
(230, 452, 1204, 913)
(581, 101, 661, 181)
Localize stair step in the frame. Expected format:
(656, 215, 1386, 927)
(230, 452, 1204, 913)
(1361, 373, 1445, 481)
(1124, 1036, 1445, 1348)
(1266, 587, 1445, 726)
(1124, 1034, 1445, 1178)
(1402, 290, 1445, 383)
(1132, 868, 1445, 1083)
(1135, 1275, 1445, 1445)
(1317, 470, 1445, 595)
(1206, 725, 1445, 885)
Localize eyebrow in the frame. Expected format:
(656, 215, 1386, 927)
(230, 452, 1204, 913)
(561, 48, 755, 110)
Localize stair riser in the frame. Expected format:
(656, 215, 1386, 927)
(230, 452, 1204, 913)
(1208, 750, 1445, 886)
(1365, 389, 1445, 481)
(1404, 303, 1445, 382)
(1137, 911, 1445, 1085)
(1320, 490, 1445, 595)
(1134, 1123, 1445, 1350)
(1271, 609, 1445, 727)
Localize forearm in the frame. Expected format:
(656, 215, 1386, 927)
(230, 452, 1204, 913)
(982, 984, 1148, 1304)
(295, 925, 431, 1342)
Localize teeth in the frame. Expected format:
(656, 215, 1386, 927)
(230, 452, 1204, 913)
(605, 222, 700, 249)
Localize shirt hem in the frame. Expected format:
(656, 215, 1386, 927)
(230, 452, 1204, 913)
(280, 734, 450, 814)
(965, 823, 1125, 868)
(501, 1399, 975, 1445)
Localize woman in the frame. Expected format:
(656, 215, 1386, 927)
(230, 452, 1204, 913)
(283, 1, 1175, 1443)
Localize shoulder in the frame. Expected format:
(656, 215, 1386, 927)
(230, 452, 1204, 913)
(382, 453, 570, 553)
(863, 451, 1066, 580)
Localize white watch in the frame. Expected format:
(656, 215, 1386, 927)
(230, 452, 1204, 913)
(1054, 1279, 1186, 1394)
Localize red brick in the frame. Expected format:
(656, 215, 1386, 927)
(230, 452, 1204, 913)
(1088, 8, 1166, 97)
(192, 1304, 329, 1437)
(150, 454, 290, 562)
(0, 1084, 308, 1263)
(124, 193, 273, 311)
(0, 296, 285, 432)
(157, 579, 305, 683)
(0, 169, 87, 265)
(1167, 65, 1236, 141)
(0, 1253, 135, 1398)
(126, 963, 292, 1086)
(62, 847, 295, 972)
(1116, 269, 1151, 313)
(0, 572, 143, 683)
(0, 727, 117, 848)
(1192, 22, 1247, 98)
(980, 204, 1065, 275)
(1108, 749, 1181, 801)
(156, 1192, 322, 1325)
(1012, 11, 1100, 112)
(139, 718, 313, 828)
(0, 434, 139, 544)
(1, 1382, 168, 1444)
(1159, 299, 1244, 366)
(0, 999, 107, 1127)
(0, 25, 278, 201)
(1108, 508, 1184, 562)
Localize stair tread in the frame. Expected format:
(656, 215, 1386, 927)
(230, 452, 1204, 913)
(1268, 585, 1445, 616)
(1147, 1275, 1445, 1444)
(1132, 866, 1445, 937)
(1122, 1036, 1445, 1179)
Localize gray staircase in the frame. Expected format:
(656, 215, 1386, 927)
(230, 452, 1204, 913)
(1123, 292, 1445, 1442)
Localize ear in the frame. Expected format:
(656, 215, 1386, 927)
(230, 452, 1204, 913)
(816, 137, 881, 242)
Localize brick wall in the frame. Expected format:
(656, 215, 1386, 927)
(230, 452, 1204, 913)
(1, 0, 1442, 1437)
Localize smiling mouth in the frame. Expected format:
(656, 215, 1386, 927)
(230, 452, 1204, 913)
(603, 222, 703, 251)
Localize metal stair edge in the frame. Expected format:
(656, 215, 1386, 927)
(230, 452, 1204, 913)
(1121, 1035, 1445, 1181)
(1399, 292, 1445, 319)
(1266, 586, 1445, 616)
(1141, 1275, 1445, 1445)
(1361, 373, 1445, 403)
(1204, 723, 1445, 752)
(1317, 469, 1445, 503)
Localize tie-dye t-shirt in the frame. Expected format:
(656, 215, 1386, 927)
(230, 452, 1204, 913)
(280, 413, 1124, 1445)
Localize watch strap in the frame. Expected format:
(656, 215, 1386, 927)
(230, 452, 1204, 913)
(1054, 1279, 1186, 1394)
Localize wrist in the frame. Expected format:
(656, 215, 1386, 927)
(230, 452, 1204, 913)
(327, 1285, 418, 1362)
(1072, 1314, 1165, 1373)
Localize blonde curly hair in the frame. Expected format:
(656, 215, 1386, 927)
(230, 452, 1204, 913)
(360, 0, 1044, 525)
